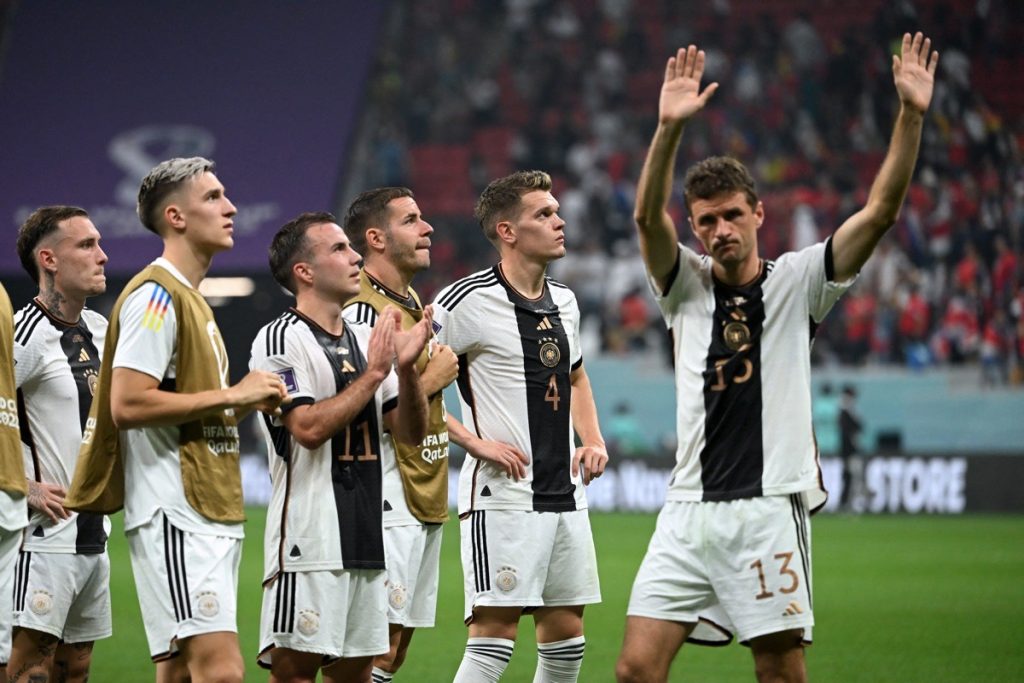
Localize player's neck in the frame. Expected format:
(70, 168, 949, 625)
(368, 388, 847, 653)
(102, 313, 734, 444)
(295, 292, 345, 336)
(35, 283, 84, 323)
(161, 241, 213, 289)
(713, 256, 762, 288)
(362, 260, 412, 298)
(499, 257, 547, 299)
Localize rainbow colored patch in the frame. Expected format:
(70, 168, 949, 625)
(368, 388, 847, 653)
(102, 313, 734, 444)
(141, 284, 171, 331)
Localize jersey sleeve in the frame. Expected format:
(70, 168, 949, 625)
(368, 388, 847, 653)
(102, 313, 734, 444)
(380, 368, 399, 414)
(112, 283, 177, 381)
(569, 291, 584, 370)
(431, 291, 475, 355)
(249, 323, 317, 418)
(790, 238, 856, 322)
(648, 243, 703, 322)
(12, 311, 43, 389)
(342, 301, 379, 327)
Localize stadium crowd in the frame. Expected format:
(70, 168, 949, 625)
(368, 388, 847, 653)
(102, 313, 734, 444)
(351, 0, 1023, 381)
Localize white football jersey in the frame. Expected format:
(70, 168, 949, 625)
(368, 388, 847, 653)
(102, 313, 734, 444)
(112, 258, 242, 538)
(250, 310, 398, 582)
(13, 301, 111, 553)
(652, 239, 853, 511)
(433, 265, 586, 515)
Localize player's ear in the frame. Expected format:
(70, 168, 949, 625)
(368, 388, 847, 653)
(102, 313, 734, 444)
(292, 261, 313, 287)
(754, 201, 765, 229)
(496, 220, 515, 246)
(36, 246, 57, 276)
(366, 226, 386, 251)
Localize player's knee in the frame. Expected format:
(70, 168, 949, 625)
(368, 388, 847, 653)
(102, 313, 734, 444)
(198, 656, 245, 683)
(615, 653, 656, 683)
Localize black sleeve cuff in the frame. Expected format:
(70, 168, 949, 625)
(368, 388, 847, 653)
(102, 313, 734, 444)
(382, 397, 398, 414)
(281, 396, 314, 415)
(824, 235, 836, 282)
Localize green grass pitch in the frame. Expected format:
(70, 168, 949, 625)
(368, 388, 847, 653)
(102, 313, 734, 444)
(89, 511, 1024, 681)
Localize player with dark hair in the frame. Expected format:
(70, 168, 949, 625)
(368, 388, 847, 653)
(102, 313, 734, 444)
(252, 211, 432, 683)
(433, 170, 609, 683)
(616, 35, 938, 683)
(341, 188, 459, 683)
(65, 157, 287, 683)
(10, 206, 111, 682)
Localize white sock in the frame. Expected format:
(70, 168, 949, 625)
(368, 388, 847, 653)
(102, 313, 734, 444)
(372, 667, 395, 683)
(453, 637, 515, 683)
(533, 636, 585, 683)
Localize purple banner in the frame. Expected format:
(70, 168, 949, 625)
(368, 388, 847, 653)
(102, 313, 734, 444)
(0, 1, 384, 275)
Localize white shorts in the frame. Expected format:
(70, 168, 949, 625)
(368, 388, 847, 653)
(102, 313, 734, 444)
(257, 569, 388, 667)
(384, 524, 442, 628)
(627, 494, 814, 644)
(461, 509, 601, 623)
(127, 511, 242, 660)
(0, 527, 22, 663)
(13, 550, 112, 643)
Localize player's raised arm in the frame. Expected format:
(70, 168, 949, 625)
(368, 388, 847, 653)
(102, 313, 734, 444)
(831, 32, 938, 282)
(635, 45, 718, 290)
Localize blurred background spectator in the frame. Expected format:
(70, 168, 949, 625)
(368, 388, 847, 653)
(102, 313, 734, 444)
(343, 0, 1023, 384)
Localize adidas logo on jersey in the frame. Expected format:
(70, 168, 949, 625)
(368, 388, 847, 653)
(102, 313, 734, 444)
(536, 316, 553, 330)
(341, 360, 356, 373)
(783, 601, 804, 616)
(78, 348, 90, 362)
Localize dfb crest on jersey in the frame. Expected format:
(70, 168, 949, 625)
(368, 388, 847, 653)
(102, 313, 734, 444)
(723, 321, 752, 351)
(539, 340, 560, 368)
(29, 590, 53, 616)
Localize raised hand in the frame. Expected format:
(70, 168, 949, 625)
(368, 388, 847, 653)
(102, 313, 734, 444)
(394, 305, 433, 371)
(366, 306, 397, 378)
(659, 45, 719, 125)
(893, 32, 939, 114)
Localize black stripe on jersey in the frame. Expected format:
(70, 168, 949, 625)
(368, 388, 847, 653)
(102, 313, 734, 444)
(262, 413, 292, 461)
(14, 552, 30, 611)
(437, 270, 499, 310)
(824, 236, 836, 282)
(265, 311, 300, 356)
(471, 511, 490, 592)
(546, 277, 569, 290)
(295, 311, 386, 570)
(164, 517, 193, 621)
(789, 494, 813, 610)
(658, 249, 683, 297)
(53, 310, 107, 553)
(699, 267, 768, 501)
(16, 389, 40, 480)
(347, 302, 379, 326)
(14, 305, 44, 346)
(497, 274, 576, 512)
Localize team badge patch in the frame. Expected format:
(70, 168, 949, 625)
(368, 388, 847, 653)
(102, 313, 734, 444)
(197, 592, 220, 617)
(275, 368, 299, 394)
(539, 342, 560, 368)
(388, 584, 408, 610)
(723, 321, 751, 351)
(29, 590, 53, 615)
(297, 610, 320, 636)
(431, 320, 443, 335)
(495, 566, 518, 592)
